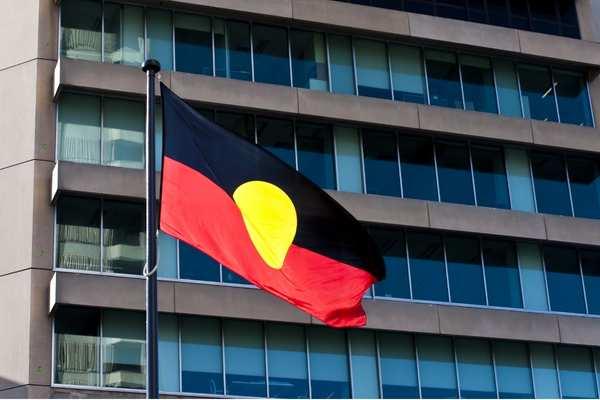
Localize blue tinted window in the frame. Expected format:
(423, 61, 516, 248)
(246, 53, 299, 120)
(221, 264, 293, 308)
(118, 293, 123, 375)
(389, 45, 426, 104)
(531, 153, 572, 216)
(266, 324, 309, 398)
(179, 242, 220, 282)
(379, 332, 419, 398)
(435, 140, 475, 205)
(370, 228, 410, 299)
(471, 145, 510, 209)
(460, 55, 498, 114)
(253, 25, 290, 86)
(399, 135, 438, 201)
(509, 0, 531, 30)
(425, 50, 463, 109)
(256, 118, 295, 167)
(174, 14, 212, 75)
(529, 0, 560, 35)
(296, 122, 336, 189)
(557, 346, 598, 399)
(581, 250, 600, 315)
(483, 240, 523, 308)
(406, 0, 435, 14)
(544, 246, 586, 314)
(363, 130, 401, 197)
(455, 338, 496, 398)
(354, 39, 392, 100)
(486, 0, 510, 27)
(407, 232, 448, 302)
(519, 65, 558, 123)
(290, 30, 328, 91)
(417, 336, 458, 399)
(222, 266, 249, 285)
(214, 20, 252, 81)
(555, 70, 593, 127)
(494, 341, 534, 399)
(328, 35, 355, 95)
(308, 327, 350, 399)
(568, 157, 600, 219)
(530, 343, 560, 398)
(446, 236, 486, 305)
(349, 331, 380, 398)
(224, 320, 266, 397)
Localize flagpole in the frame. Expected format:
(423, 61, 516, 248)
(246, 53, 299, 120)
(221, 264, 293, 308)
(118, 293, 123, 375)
(142, 58, 161, 399)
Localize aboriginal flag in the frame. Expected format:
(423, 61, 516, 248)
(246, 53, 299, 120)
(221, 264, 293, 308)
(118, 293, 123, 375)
(159, 84, 385, 327)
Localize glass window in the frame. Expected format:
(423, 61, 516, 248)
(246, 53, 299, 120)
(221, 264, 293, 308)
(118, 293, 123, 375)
(517, 242, 549, 311)
(509, 0, 531, 30)
(486, 0, 511, 27)
(425, 50, 463, 109)
(102, 98, 145, 169)
(223, 320, 266, 397)
(455, 338, 496, 398)
(557, 0, 580, 38)
(460, 55, 498, 114)
(467, 0, 487, 23)
(446, 236, 485, 305)
(483, 240, 523, 308)
(349, 330, 379, 398)
(158, 232, 177, 279)
(378, 332, 419, 398)
(146, 9, 173, 71)
(407, 232, 448, 302)
(417, 335, 458, 399)
(581, 249, 600, 315)
(214, 111, 255, 142)
(494, 341, 534, 399)
(181, 316, 223, 395)
(494, 60, 523, 118)
(437, 0, 468, 20)
(256, 117, 295, 168)
(531, 152, 572, 216)
(334, 126, 363, 193)
(389, 45, 426, 104)
(103, 3, 144, 66)
(266, 323, 308, 398)
(530, 343, 560, 398)
(370, 228, 410, 299)
(363, 130, 401, 197)
(328, 35, 356, 95)
(398, 135, 438, 201)
(471, 145, 510, 209)
(568, 157, 600, 219)
(158, 314, 179, 392)
(435, 140, 475, 205)
(155, 104, 164, 171)
(102, 200, 144, 275)
(253, 25, 290, 86)
(308, 326, 351, 399)
(214, 20, 252, 81)
(290, 30, 328, 91)
(544, 246, 586, 314)
(354, 39, 391, 99)
(529, 0, 560, 35)
(518, 65, 558, 123)
(59, 93, 101, 165)
(179, 242, 220, 282)
(222, 266, 249, 285)
(296, 122, 336, 189)
(174, 13, 212, 76)
(102, 310, 145, 389)
(406, 0, 435, 14)
(54, 307, 100, 386)
(57, 196, 101, 271)
(555, 70, 593, 126)
(60, 0, 102, 61)
(557, 345, 598, 399)
(504, 147, 536, 212)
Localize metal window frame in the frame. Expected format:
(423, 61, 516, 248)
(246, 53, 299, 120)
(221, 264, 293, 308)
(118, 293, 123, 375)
(578, 250, 591, 315)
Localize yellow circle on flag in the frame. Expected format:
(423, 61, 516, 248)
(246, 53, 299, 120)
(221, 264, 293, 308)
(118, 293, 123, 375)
(233, 181, 298, 269)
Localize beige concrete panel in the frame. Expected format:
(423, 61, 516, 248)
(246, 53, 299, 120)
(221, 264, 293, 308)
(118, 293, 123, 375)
(0, 0, 39, 70)
(363, 299, 439, 334)
(577, 0, 600, 43)
(326, 191, 429, 228)
(427, 202, 547, 240)
(171, 71, 298, 114)
(544, 214, 600, 247)
(49, 386, 145, 398)
(418, 105, 533, 144)
(31, 162, 54, 270)
(531, 120, 600, 154)
(408, 13, 520, 53)
(37, 0, 58, 61)
(298, 89, 419, 129)
(28, 269, 53, 386)
(438, 305, 560, 343)
(175, 283, 311, 323)
(160, 0, 292, 19)
(558, 315, 600, 346)
(34, 60, 57, 163)
(518, 30, 600, 66)
(292, 0, 409, 36)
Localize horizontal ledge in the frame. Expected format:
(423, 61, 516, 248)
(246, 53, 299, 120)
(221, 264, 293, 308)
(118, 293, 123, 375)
(49, 271, 600, 346)
(55, 59, 600, 154)
(53, 161, 600, 247)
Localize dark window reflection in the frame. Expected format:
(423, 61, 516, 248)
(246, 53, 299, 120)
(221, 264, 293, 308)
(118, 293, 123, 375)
(296, 122, 336, 189)
(290, 30, 328, 91)
(482, 240, 522, 308)
(214, 20, 252, 81)
(554, 70, 593, 127)
(253, 25, 291, 86)
(103, 200, 145, 275)
(544, 246, 586, 313)
(460, 56, 498, 114)
(174, 14, 212, 76)
(436, 140, 475, 205)
(426, 51, 463, 109)
(370, 227, 410, 299)
(179, 241, 220, 282)
(399, 135, 438, 201)
(363, 130, 401, 197)
(518, 65, 559, 123)
(256, 118, 295, 167)
(446, 235, 486, 305)
(531, 153, 572, 216)
(581, 250, 600, 315)
(407, 232, 448, 302)
(567, 158, 600, 219)
(471, 145, 510, 209)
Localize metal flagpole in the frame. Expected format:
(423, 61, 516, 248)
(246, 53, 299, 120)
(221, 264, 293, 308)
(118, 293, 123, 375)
(142, 58, 161, 399)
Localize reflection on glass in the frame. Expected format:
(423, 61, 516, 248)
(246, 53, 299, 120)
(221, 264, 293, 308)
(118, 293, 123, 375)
(57, 196, 101, 271)
(504, 147, 536, 212)
(224, 320, 266, 397)
(334, 127, 363, 193)
(146, 9, 173, 71)
(349, 330, 379, 398)
(266, 324, 309, 398)
(308, 327, 351, 399)
(567, 157, 600, 219)
(455, 338, 496, 398)
(102, 98, 145, 169)
(253, 25, 290, 86)
(544, 246, 586, 314)
(460, 55, 497, 113)
(363, 130, 401, 196)
(471, 145, 510, 209)
(379, 332, 419, 398)
(174, 13, 212, 76)
(530, 343, 560, 398)
(517, 242, 549, 311)
(494, 341, 534, 398)
(158, 314, 179, 392)
(290, 30, 328, 90)
(557, 345, 598, 399)
(389, 45, 426, 104)
(329, 35, 356, 95)
(179, 242, 220, 282)
(531, 152, 572, 216)
(519, 65, 558, 122)
(59, 93, 101, 164)
(102, 200, 145, 275)
(581, 249, 600, 315)
(399, 135, 438, 201)
(370, 228, 410, 299)
(446, 236, 485, 305)
(214, 20, 252, 81)
(103, 3, 144, 66)
(61, 0, 102, 61)
(354, 39, 391, 99)
(435, 140, 475, 205)
(494, 60, 522, 118)
(482, 240, 522, 308)
(555, 70, 593, 126)
(425, 50, 463, 109)
(407, 232, 448, 302)
(417, 336, 458, 399)
(296, 122, 336, 189)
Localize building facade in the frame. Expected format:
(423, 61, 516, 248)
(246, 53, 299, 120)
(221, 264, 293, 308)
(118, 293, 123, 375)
(3, 0, 600, 397)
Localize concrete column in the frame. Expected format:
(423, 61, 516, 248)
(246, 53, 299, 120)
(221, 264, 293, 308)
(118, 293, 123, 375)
(576, 0, 600, 43)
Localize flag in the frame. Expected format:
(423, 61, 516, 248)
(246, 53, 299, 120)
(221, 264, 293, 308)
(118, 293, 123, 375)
(159, 83, 385, 327)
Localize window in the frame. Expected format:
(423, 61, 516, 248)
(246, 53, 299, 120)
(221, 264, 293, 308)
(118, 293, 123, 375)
(554, 70, 593, 127)
(158, 314, 179, 392)
(435, 140, 475, 205)
(102, 200, 145, 275)
(446, 236, 485, 305)
(214, 20, 252, 81)
(308, 327, 351, 399)
(389, 45, 426, 104)
(103, 3, 144, 66)
(174, 14, 213, 76)
(290, 30, 328, 90)
(266, 324, 309, 398)
(349, 330, 379, 398)
(354, 39, 391, 99)
(295, 122, 336, 189)
(181, 317, 223, 395)
(530, 343, 560, 398)
(253, 25, 290, 86)
(460, 55, 497, 114)
(417, 336, 458, 398)
(59, 93, 101, 165)
(567, 157, 600, 219)
(494, 341, 534, 399)
(224, 320, 267, 397)
(102, 98, 145, 169)
(379, 332, 419, 398)
(362, 130, 401, 197)
(518, 65, 558, 123)
(486, 0, 510, 27)
(494, 60, 523, 118)
(529, 0, 560, 35)
(398, 135, 438, 201)
(370, 228, 410, 299)
(581, 250, 600, 315)
(517, 243, 549, 311)
(179, 242, 220, 282)
(256, 118, 295, 168)
(531, 153, 572, 216)
(544, 246, 586, 314)
(61, 0, 102, 61)
(425, 50, 463, 109)
(504, 147, 536, 212)
(557, 0, 580, 38)
(328, 35, 356, 95)
(146, 9, 173, 71)
(482, 240, 522, 308)
(157, 232, 177, 279)
(455, 338, 496, 398)
(407, 232, 448, 302)
(509, 0, 531, 30)
(471, 145, 510, 209)
(334, 127, 363, 193)
(57, 196, 101, 271)
(557, 346, 598, 399)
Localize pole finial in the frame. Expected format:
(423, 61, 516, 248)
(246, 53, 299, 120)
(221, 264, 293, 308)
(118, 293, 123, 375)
(142, 59, 161, 74)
